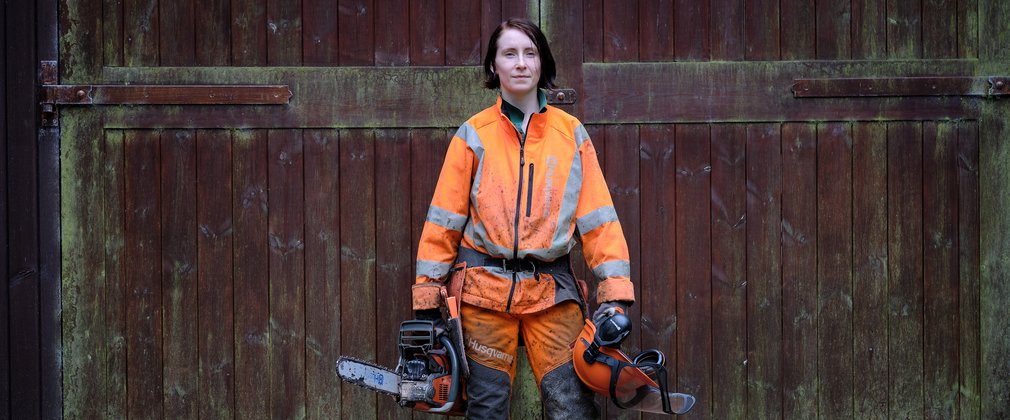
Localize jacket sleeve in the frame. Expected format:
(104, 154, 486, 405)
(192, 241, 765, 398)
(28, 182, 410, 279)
(412, 129, 475, 310)
(574, 136, 636, 305)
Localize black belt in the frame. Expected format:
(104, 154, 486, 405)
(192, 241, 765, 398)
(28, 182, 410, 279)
(457, 247, 571, 278)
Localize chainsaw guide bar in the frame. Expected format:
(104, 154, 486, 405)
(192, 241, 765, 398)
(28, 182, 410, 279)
(335, 357, 401, 397)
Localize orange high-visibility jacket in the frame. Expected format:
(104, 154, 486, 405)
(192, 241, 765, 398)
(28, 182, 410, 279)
(413, 96, 635, 314)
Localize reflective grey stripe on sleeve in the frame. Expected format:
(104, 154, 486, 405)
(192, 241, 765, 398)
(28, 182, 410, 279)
(576, 206, 619, 235)
(574, 124, 590, 148)
(416, 259, 452, 279)
(426, 205, 467, 232)
(592, 259, 631, 279)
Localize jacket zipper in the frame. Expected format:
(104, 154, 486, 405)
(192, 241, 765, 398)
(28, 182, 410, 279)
(505, 116, 530, 313)
(525, 164, 535, 217)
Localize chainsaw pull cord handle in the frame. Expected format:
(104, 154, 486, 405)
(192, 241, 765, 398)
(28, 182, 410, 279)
(427, 334, 461, 413)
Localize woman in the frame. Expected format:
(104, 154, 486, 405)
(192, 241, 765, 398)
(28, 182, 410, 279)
(412, 18, 634, 419)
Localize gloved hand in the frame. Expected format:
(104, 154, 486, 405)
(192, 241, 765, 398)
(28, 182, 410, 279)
(593, 300, 630, 324)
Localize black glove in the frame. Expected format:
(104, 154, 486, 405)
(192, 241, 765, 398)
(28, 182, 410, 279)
(592, 301, 630, 324)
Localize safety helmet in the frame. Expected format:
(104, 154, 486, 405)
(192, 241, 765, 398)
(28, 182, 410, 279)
(572, 308, 696, 415)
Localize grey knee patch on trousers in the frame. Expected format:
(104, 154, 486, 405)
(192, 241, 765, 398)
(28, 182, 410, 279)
(466, 359, 512, 420)
(540, 362, 600, 420)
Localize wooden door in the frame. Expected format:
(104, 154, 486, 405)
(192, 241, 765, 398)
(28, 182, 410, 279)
(55, 0, 1010, 419)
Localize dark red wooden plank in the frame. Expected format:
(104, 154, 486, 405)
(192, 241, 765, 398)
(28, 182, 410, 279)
(104, 0, 124, 66)
(267, 0, 302, 65)
(501, 0, 530, 19)
(375, 0, 409, 65)
(710, 0, 744, 60)
(338, 0, 374, 65)
(815, 0, 851, 59)
(851, 0, 887, 59)
(267, 129, 306, 418)
(196, 130, 235, 418)
(886, 0, 923, 58)
(674, 124, 712, 409)
(410, 0, 446, 65)
(744, 0, 779, 59)
(710, 124, 747, 419)
(887, 121, 924, 419)
(957, 121, 981, 419)
(447, 0, 482, 65)
(923, 0, 958, 59)
(0, 4, 8, 410)
(339, 129, 378, 418)
(124, 130, 164, 419)
(410, 129, 451, 267)
(745, 123, 782, 418)
(158, 0, 195, 65)
(303, 0, 339, 65)
(638, 124, 677, 404)
(602, 124, 640, 420)
(582, 0, 603, 62)
(851, 122, 889, 416)
(480, 0, 503, 61)
(674, 0, 708, 60)
(232, 0, 267, 65)
(779, 123, 816, 419)
(541, 0, 584, 115)
(374, 129, 415, 420)
(304, 129, 342, 418)
(638, 0, 673, 61)
(602, 0, 638, 62)
(780, 0, 814, 59)
(922, 122, 959, 418)
(102, 130, 129, 418)
(160, 129, 199, 419)
(123, 0, 160, 65)
(815, 123, 854, 416)
(232, 129, 270, 418)
(195, 0, 231, 65)
(957, 0, 978, 59)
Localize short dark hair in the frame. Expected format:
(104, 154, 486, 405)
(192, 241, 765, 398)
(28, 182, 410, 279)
(482, 18, 557, 90)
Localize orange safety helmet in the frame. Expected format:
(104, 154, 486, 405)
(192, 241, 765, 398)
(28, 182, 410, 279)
(572, 308, 696, 415)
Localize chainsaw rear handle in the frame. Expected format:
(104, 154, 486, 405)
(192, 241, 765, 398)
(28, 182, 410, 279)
(427, 334, 461, 413)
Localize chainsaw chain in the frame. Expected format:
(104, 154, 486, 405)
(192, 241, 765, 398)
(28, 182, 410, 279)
(335, 357, 400, 398)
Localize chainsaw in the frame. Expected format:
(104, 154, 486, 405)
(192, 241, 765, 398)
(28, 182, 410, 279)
(336, 291, 468, 415)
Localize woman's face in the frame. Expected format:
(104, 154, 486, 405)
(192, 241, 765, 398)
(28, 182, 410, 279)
(493, 28, 541, 98)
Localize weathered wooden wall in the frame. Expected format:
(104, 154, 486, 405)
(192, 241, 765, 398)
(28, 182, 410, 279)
(48, 0, 1009, 419)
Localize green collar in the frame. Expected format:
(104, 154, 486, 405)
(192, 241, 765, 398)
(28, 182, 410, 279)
(501, 90, 548, 137)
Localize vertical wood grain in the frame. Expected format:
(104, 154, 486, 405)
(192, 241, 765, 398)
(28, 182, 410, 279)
(639, 0, 674, 61)
(816, 122, 854, 417)
(674, 0, 708, 60)
(159, 0, 196, 65)
(480, 0, 503, 62)
(957, 121, 981, 419)
(267, 0, 302, 65)
(745, 123, 782, 419)
(124, 0, 160, 65)
(780, 0, 814, 59)
(816, 0, 851, 59)
(886, 0, 922, 58)
(102, 130, 129, 419)
(780, 123, 817, 419)
(374, 129, 414, 420)
(410, 129, 450, 267)
(232, 0, 268, 65)
(710, 0, 744, 60)
(852, 122, 889, 417)
(745, 0, 779, 59)
(922, 122, 959, 418)
(411, 0, 447, 65)
(603, 0, 638, 62)
(195, 0, 231, 64)
(124, 130, 164, 419)
(304, 129, 342, 419)
(160, 129, 198, 419)
(339, 129, 378, 419)
(196, 130, 235, 418)
(267, 129, 306, 419)
(375, 0, 410, 65)
(338, 0, 374, 65)
(710, 124, 747, 419)
(232, 130, 270, 418)
(674, 124, 712, 410)
(104, 0, 125, 66)
(303, 0, 340, 65)
(957, 0, 978, 59)
(582, 0, 603, 62)
(851, 0, 887, 59)
(447, 0, 482, 65)
(887, 121, 924, 419)
(923, 0, 958, 58)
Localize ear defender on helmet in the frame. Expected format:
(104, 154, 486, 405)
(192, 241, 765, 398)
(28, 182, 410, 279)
(572, 308, 696, 415)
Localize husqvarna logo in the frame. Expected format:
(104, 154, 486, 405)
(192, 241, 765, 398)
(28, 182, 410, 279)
(468, 337, 514, 364)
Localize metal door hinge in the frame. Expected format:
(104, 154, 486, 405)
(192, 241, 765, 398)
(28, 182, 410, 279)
(39, 60, 292, 127)
(792, 76, 1010, 98)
